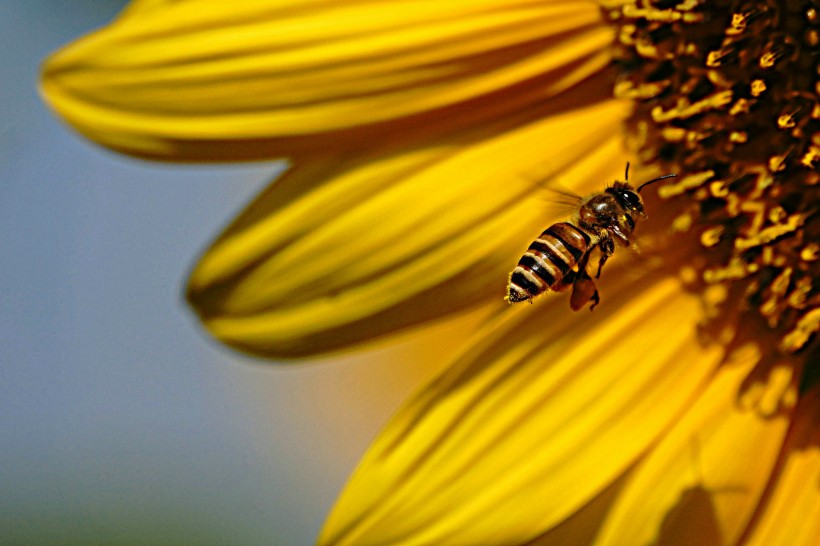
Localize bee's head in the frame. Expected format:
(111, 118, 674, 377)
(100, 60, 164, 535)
(607, 182, 647, 217)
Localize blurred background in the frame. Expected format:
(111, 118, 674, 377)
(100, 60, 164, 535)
(1, 1, 474, 543)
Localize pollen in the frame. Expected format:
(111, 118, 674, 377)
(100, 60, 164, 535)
(606, 1, 819, 389)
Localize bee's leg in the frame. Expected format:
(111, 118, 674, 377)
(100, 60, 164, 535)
(589, 287, 601, 310)
(595, 237, 615, 279)
(554, 269, 577, 292)
(556, 249, 592, 292)
(564, 251, 599, 310)
(570, 272, 600, 311)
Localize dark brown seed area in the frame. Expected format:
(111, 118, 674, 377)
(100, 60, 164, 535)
(604, 0, 820, 365)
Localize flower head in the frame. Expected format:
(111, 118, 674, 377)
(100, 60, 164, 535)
(41, 0, 818, 545)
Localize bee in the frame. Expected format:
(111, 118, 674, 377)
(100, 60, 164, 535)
(506, 163, 676, 310)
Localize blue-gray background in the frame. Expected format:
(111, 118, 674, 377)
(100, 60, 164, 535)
(0, 1, 458, 543)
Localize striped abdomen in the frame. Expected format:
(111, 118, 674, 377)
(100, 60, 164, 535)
(507, 222, 592, 303)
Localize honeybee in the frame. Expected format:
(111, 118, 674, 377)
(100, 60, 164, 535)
(506, 163, 676, 310)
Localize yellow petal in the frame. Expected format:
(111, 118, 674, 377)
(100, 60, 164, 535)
(594, 345, 792, 546)
(187, 97, 630, 358)
(318, 271, 724, 545)
(743, 389, 820, 546)
(40, 0, 611, 160)
(526, 471, 631, 546)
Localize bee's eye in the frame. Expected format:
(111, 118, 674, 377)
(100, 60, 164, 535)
(620, 190, 643, 210)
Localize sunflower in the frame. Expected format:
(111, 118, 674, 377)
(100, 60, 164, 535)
(41, 0, 818, 545)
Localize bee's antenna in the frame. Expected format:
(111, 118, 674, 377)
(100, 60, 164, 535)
(625, 162, 630, 181)
(637, 173, 677, 193)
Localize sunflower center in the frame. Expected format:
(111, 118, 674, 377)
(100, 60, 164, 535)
(603, 0, 818, 388)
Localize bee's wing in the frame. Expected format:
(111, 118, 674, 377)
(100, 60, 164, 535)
(543, 187, 583, 216)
